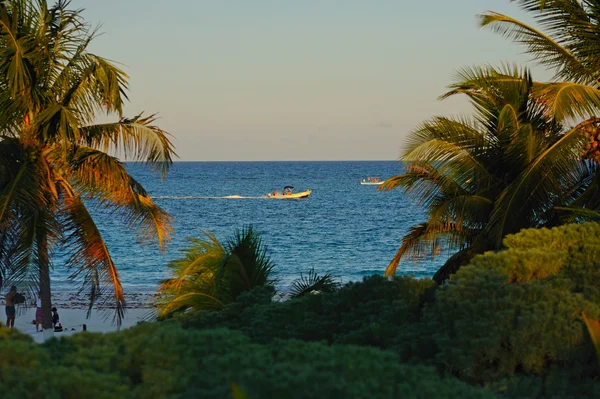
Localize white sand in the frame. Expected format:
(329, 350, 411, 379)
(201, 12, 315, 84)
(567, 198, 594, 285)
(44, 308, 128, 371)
(4, 306, 155, 343)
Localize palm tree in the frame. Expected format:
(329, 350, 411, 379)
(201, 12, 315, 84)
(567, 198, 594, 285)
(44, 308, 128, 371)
(0, 0, 175, 329)
(157, 226, 275, 319)
(382, 64, 600, 282)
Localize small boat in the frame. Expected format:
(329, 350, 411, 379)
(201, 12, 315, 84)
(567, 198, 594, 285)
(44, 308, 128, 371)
(360, 177, 384, 186)
(268, 186, 312, 199)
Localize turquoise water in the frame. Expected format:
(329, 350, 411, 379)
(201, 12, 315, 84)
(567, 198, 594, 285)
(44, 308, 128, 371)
(52, 161, 447, 292)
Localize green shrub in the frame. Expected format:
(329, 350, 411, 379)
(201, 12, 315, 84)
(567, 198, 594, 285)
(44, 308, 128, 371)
(424, 223, 600, 386)
(426, 264, 600, 382)
(0, 328, 129, 399)
(502, 223, 600, 252)
(0, 329, 48, 399)
(0, 324, 496, 399)
(467, 223, 600, 287)
(176, 275, 437, 358)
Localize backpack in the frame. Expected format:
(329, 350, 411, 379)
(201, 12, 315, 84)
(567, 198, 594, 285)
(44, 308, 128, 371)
(13, 293, 25, 304)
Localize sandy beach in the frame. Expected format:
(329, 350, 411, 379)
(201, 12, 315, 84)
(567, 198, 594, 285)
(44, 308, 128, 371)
(2, 292, 158, 343)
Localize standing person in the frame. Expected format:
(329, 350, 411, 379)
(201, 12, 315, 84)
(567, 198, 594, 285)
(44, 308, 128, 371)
(35, 293, 43, 332)
(5, 286, 17, 328)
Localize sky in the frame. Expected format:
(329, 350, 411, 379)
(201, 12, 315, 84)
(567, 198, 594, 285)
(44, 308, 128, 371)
(77, 0, 543, 161)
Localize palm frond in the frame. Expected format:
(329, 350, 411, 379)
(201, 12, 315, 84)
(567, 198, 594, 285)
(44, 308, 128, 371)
(220, 226, 276, 301)
(58, 180, 126, 327)
(380, 163, 470, 209)
(289, 267, 340, 299)
(384, 222, 474, 277)
(65, 53, 129, 117)
(403, 116, 493, 165)
(157, 227, 276, 317)
(441, 64, 534, 125)
(64, 146, 173, 249)
(157, 292, 225, 320)
(428, 194, 494, 231)
(0, 140, 57, 228)
(0, 2, 33, 99)
(486, 119, 596, 246)
(532, 81, 600, 122)
(479, 11, 598, 84)
(554, 205, 600, 222)
(156, 232, 227, 318)
(158, 233, 224, 294)
(81, 113, 176, 177)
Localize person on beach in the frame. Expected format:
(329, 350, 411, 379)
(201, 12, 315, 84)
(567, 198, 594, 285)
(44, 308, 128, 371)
(51, 307, 59, 328)
(35, 293, 42, 332)
(5, 286, 17, 328)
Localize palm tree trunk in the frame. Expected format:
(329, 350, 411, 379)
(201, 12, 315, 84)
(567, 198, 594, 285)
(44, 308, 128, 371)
(37, 229, 53, 331)
(432, 248, 475, 284)
(39, 264, 53, 330)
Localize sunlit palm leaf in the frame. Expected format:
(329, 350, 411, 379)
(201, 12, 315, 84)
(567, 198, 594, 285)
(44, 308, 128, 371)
(159, 233, 224, 293)
(380, 164, 469, 209)
(532, 82, 600, 122)
(157, 227, 276, 318)
(479, 11, 597, 84)
(59, 181, 126, 326)
(81, 113, 175, 177)
(0, 3, 34, 98)
(157, 292, 224, 319)
(65, 146, 173, 249)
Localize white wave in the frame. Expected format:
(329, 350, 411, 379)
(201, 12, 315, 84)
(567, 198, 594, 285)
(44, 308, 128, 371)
(152, 195, 269, 200)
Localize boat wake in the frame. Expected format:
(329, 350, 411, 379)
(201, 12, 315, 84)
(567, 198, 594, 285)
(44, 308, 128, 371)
(152, 195, 269, 200)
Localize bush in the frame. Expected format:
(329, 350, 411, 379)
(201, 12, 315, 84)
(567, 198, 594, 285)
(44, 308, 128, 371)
(426, 266, 600, 382)
(176, 275, 437, 358)
(425, 222, 600, 384)
(0, 324, 496, 399)
(502, 223, 600, 252)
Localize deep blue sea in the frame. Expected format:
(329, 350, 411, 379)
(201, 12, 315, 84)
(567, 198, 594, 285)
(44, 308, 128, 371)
(52, 162, 447, 292)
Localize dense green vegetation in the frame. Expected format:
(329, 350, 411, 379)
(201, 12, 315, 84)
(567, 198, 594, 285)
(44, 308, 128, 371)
(0, 325, 495, 399)
(2, 222, 600, 397)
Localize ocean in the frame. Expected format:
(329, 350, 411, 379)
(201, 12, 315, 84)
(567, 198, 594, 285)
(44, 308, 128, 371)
(51, 161, 448, 293)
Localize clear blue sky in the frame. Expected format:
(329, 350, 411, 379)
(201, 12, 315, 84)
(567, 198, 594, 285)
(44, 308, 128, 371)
(78, 0, 540, 161)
